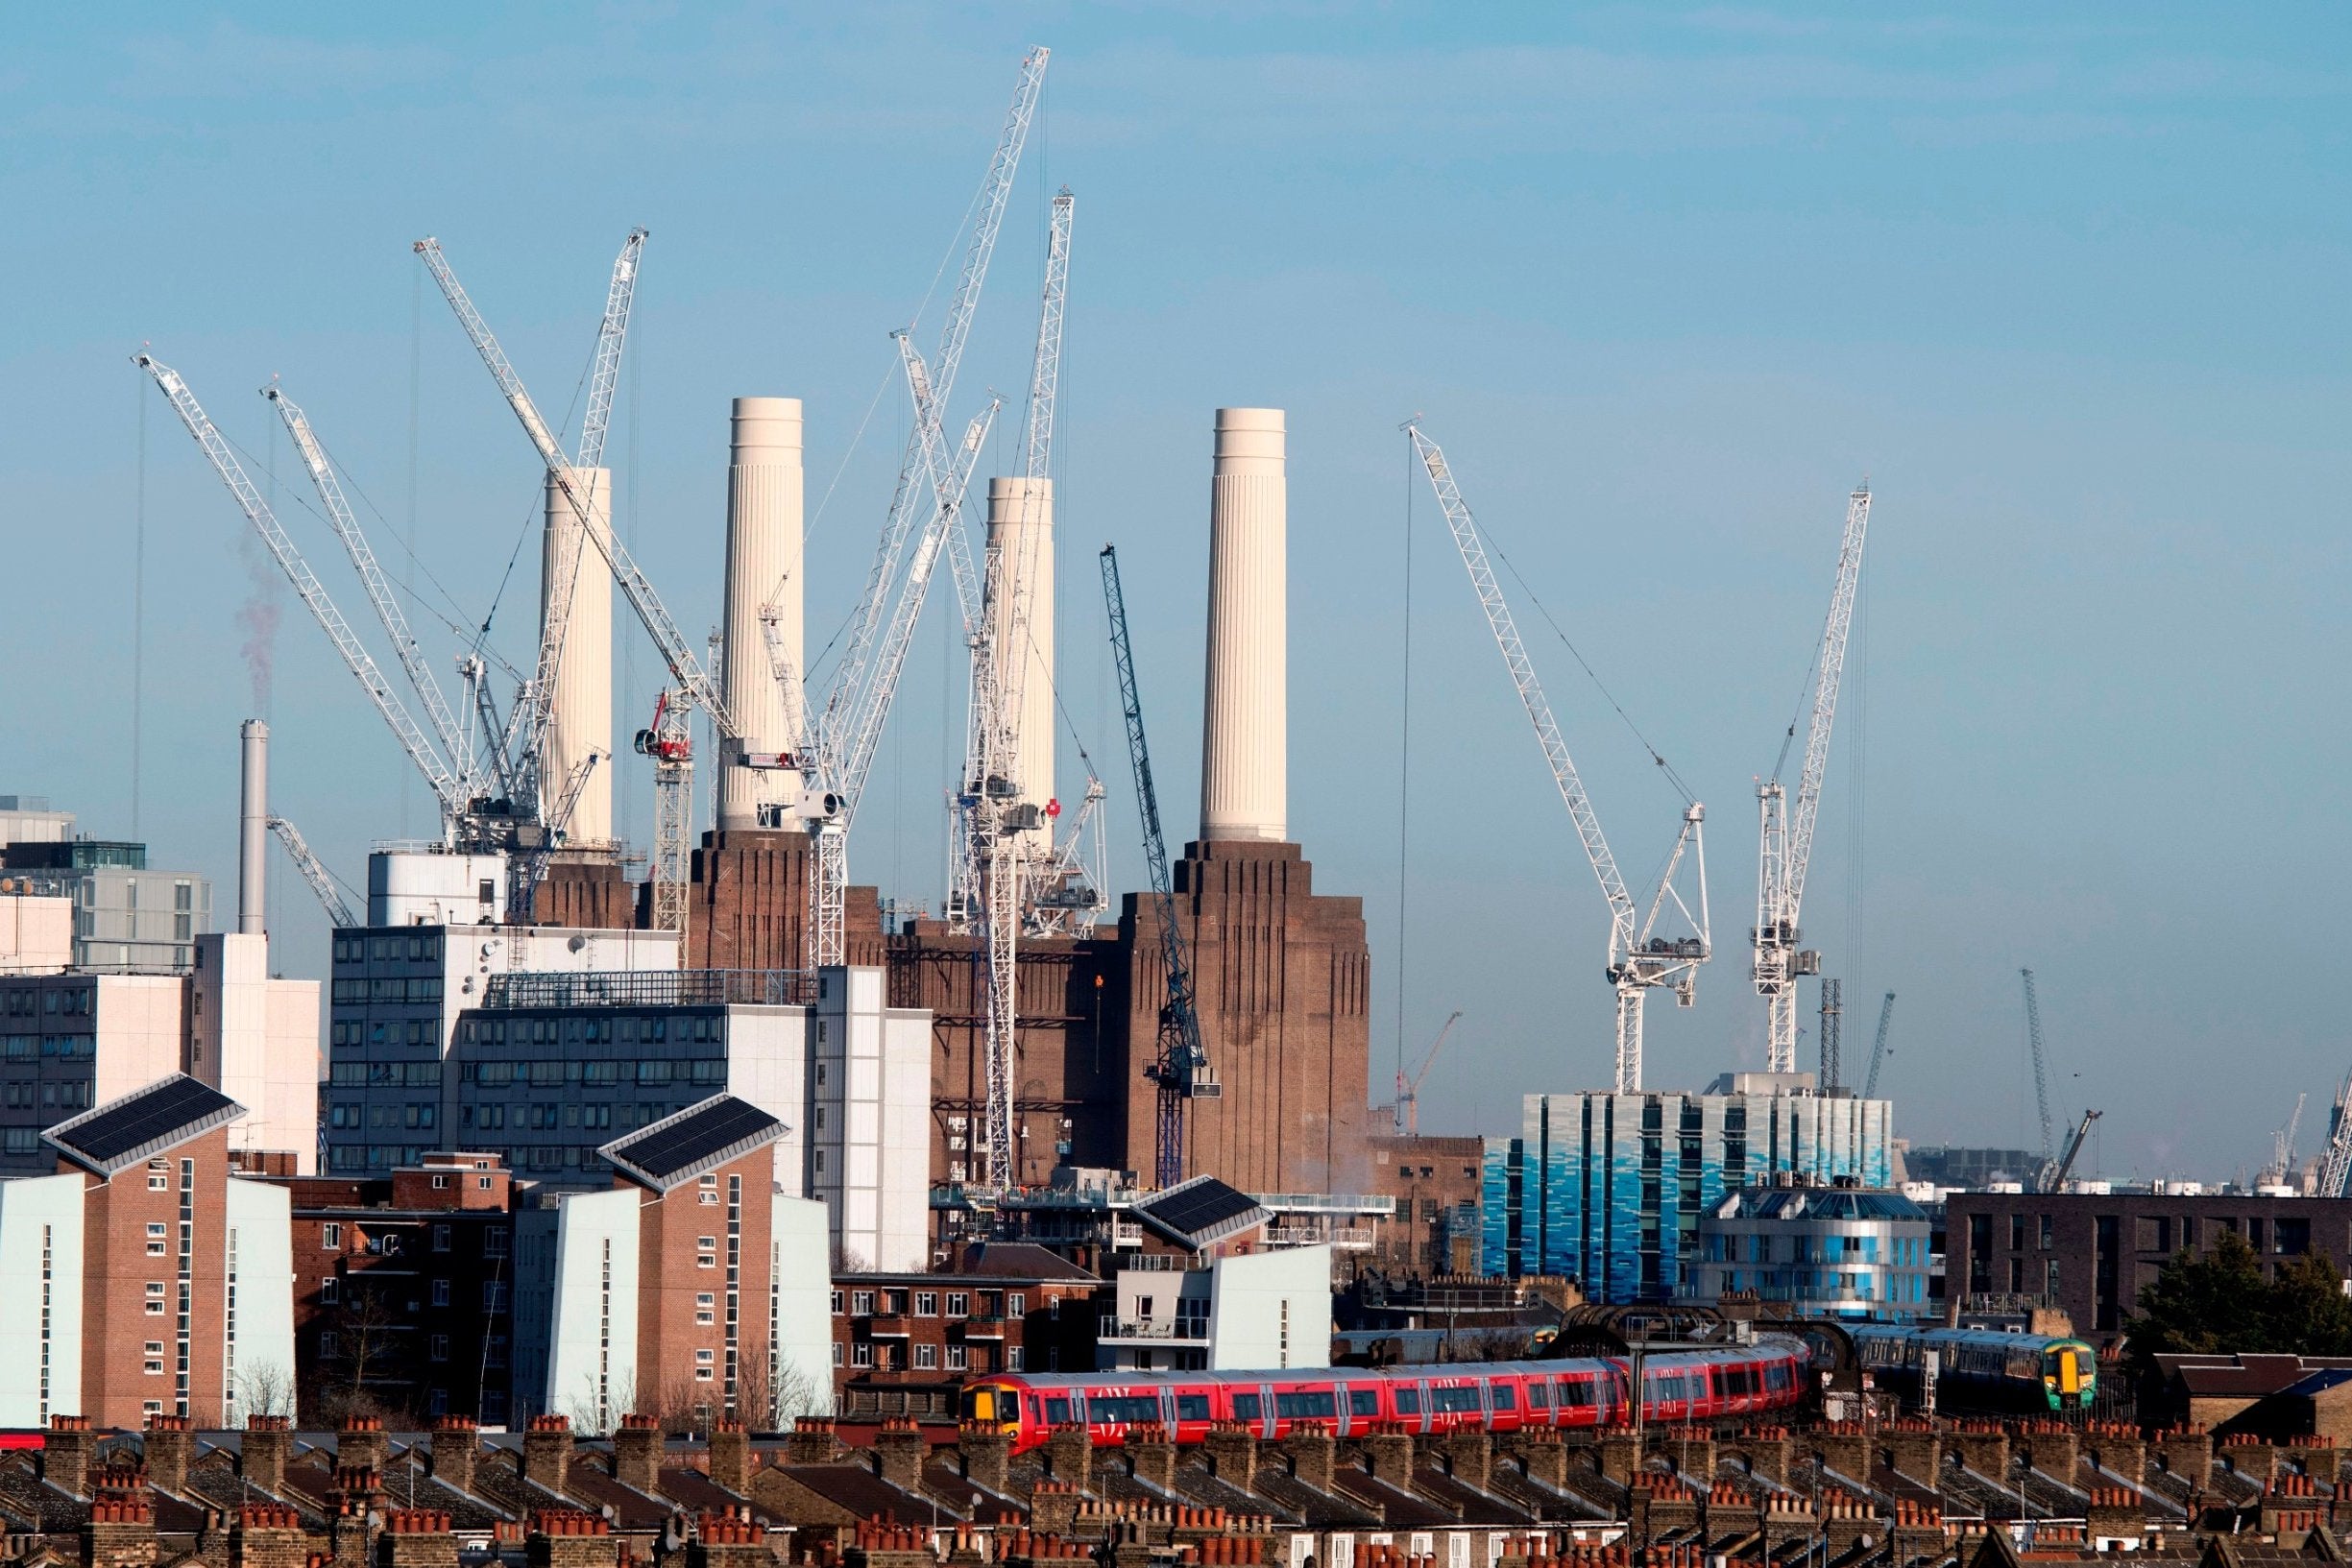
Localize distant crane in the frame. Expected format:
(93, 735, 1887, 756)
(1394, 1011, 1465, 1136)
(1861, 990, 1896, 1098)
(1404, 421, 1709, 1093)
(2022, 967, 2056, 1161)
(2319, 1071, 2352, 1198)
(1754, 484, 1874, 1074)
(1818, 978, 1843, 1092)
(2036, 1108, 2101, 1194)
(1102, 544, 1218, 1188)
(2256, 1093, 2308, 1190)
(633, 689, 694, 959)
(267, 816, 357, 929)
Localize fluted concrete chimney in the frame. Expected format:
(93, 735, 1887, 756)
(542, 468, 613, 848)
(238, 719, 268, 935)
(718, 398, 805, 831)
(984, 475, 1055, 846)
(1200, 408, 1286, 844)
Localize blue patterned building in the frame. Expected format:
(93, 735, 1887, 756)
(1478, 1073, 1893, 1302)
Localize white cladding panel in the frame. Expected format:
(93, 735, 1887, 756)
(543, 1188, 641, 1434)
(770, 1196, 836, 1417)
(0, 894, 73, 973)
(194, 933, 320, 1173)
(0, 1173, 84, 1426)
(225, 1176, 298, 1418)
(93, 975, 188, 1106)
(369, 851, 509, 928)
(719, 1006, 809, 1195)
(1206, 1242, 1331, 1371)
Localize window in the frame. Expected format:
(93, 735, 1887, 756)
(483, 1282, 508, 1312)
(914, 1343, 938, 1370)
(1007, 1292, 1026, 1315)
(146, 1221, 167, 1256)
(484, 1230, 509, 1258)
(1006, 1346, 1024, 1372)
(947, 1344, 968, 1371)
(852, 1291, 875, 1315)
(147, 1159, 168, 1192)
(852, 1342, 875, 1368)
(431, 1280, 450, 1308)
(696, 1237, 717, 1268)
(433, 1224, 451, 1252)
(485, 1336, 509, 1370)
(946, 1291, 969, 1316)
(916, 1291, 938, 1316)
(321, 1332, 341, 1357)
(831, 1291, 845, 1315)
(833, 1342, 845, 1367)
(429, 1335, 449, 1363)
(320, 1277, 341, 1306)
(143, 1401, 163, 1417)
(322, 1223, 343, 1249)
(145, 1283, 167, 1315)
(697, 1292, 716, 1326)
(2039, 1215, 2055, 1250)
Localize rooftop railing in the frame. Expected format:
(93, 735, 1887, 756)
(480, 968, 817, 1010)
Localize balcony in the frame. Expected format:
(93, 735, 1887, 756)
(1098, 1317, 1208, 1344)
(958, 1315, 1007, 1339)
(1269, 1224, 1377, 1250)
(863, 1315, 912, 1337)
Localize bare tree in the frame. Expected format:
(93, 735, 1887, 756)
(309, 1287, 409, 1427)
(238, 1360, 296, 1420)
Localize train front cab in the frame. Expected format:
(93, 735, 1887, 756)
(2045, 1339, 2096, 1413)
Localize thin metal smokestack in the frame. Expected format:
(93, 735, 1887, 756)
(543, 467, 614, 847)
(1200, 407, 1287, 844)
(238, 718, 268, 935)
(718, 398, 804, 831)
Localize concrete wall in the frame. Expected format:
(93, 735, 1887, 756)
(722, 1006, 810, 1198)
(368, 850, 509, 928)
(0, 893, 72, 973)
(94, 976, 186, 1106)
(224, 1175, 297, 1419)
(1206, 1243, 1332, 1371)
(193, 934, 319, 1173)
(810, 967, 927, 1272)
(0, 1171, 84, 1425)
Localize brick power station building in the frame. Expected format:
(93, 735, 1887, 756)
(644, 407, 1371, 1198)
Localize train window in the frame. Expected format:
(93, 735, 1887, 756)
(1394, 1386, 1421, 1414)
(1044, 1397, 1072, 1425)
(1491, 1383, 1516, 1411)
(1275, 1390, 1337, 1419)
(1432, 1386, 1483, 1414)
(1089, 1394, 1162, 1425)
(1232, 1393, 1262, 1422)
(1349, 1388, 1380, 1417)
(1558, 1379, 1592, 1408)
(1526, 1382, 1548, 1410)
(1176, 1394, 1212, 1422)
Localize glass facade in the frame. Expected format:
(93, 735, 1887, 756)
(1479, 1076, 1893, 1301)
(1681, 1182, 1933, 1319)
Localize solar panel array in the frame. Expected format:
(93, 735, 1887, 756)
(612, 1097, 781, 1180)
(52, 1075, 238, 1165)
(1136, 1176, 1265, 1243)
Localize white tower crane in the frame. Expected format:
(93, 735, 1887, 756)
(134, 355, 470, 828)
(267, 816, 358, 929)
(792, 45, 1047, 994)
(1405, 421, 1709, 1093)
(264, 384, 480, 818)
(2264, 1092, 2307, 1189)
(2320, 1071, 2352, 1198)
(633, 689, 695, 958)
(1754, 484, 1874, 1074)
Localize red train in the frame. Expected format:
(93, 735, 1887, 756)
(959, 1337, 1810, 1454)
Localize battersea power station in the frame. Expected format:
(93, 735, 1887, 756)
(656, 405, 1371, 1200)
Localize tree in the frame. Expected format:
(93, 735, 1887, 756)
(2123, 1231, 2352, 1378)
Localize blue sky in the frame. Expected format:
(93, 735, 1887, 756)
(4, 5, 2348, 1179)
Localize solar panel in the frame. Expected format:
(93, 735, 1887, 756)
(1136, 1176, 1264, 1242)
(49, 1075, 238, 1166)
(610, 1097, 781, 1181)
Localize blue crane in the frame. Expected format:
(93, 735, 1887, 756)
(1100, 545, 1218, 1188)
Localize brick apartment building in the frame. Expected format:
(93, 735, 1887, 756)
(275, 1151, 521, 1425)
(0, 1073, 296, 1428)
(1944, 1189, 2352, 1343)
(830, 1242, 1105, 1415)
(1366, 1133, 1486, 1276)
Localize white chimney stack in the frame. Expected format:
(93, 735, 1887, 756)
(718, 398, 804, 831)
(543, 468, 614, 847)
(985, 475, 1055, 844)
(238, 718, 268, 935)
(1199, 407, 1287, 844)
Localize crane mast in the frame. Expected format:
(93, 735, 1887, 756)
(1754, 484, 1874, 1074)
(135, 355, 467, 822)
(2037, 1108, 2101, 1194)
(634, 689, 694, 962)
(2022, 967, 2055, 1160)
(264, 385, 477, 816)
(268, 816, 357, 929)
(2320, 1071, 2352, 1198)
(1404, 421, 1709, 1093)
(1103, 545, 1217, 1188)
